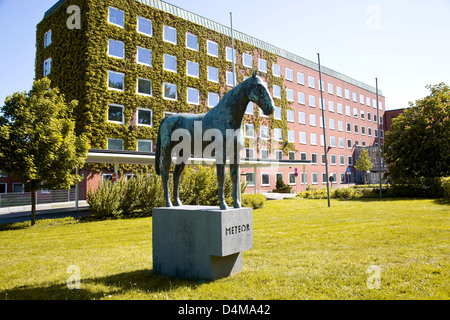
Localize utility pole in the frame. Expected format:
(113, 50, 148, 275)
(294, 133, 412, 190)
(230, 12, 236, 87)
(318, 53, 331, 207)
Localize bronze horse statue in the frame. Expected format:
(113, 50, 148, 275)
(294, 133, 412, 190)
(155, 70, 274, 209)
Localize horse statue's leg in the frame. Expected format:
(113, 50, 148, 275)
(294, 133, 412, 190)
(172, 162, 185, 206)
(161, 151, 173, 207)
(216, 163, 228, 210)
(230, 163, 242, 208)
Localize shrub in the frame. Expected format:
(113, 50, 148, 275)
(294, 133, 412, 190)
(274, 177, 293, 193)
(441, 177, 450, 199)
(87, 180, 125, 217)
(242, 194, 266, 209)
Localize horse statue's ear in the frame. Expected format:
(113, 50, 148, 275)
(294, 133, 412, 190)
(252, 69, 257, 78)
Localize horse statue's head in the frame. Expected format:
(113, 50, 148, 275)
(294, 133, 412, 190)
(247, 69, 275, 116)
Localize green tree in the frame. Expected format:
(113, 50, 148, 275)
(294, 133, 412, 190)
(0, 78, 89, 225)
(355, 149, 374, 184)
(385, 83, 450, 182)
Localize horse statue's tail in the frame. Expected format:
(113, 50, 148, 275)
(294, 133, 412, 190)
(155, 116, 169, 176)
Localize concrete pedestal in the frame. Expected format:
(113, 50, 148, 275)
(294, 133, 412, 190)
(152, 206, 253, 280)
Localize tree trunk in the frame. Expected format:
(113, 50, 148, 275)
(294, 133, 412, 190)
(31, 190, 36, 226)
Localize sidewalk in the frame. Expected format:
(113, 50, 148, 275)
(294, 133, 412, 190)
(0, 201, 90, 223)
(260, 192, 297, 200)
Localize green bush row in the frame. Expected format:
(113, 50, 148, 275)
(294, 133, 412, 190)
(87, 165, 251, 217)
(298, 177, 450, 200)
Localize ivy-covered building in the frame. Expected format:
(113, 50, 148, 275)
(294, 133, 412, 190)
(35, 0, 386, 193)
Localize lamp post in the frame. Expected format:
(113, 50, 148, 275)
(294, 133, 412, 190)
(318, 53, 330, 207)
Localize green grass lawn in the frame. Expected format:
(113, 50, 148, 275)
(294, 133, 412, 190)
(0, 198, 448, 300)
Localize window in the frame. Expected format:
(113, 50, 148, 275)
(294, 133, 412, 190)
(109, 7, 124, 27)
(299, 112, 306, 124)
(208, 92, 219, 108)
(286, 89, 294, 102)
(361, 126, 366, 135)
(137, 47, 152, 66)
(287, 109, 294, 122)
(353, 108, 358, 118)
(352, 92, 357, 102)
(366, 97, 371, 106)
(337, 103, 343, 114)
(329, 118, 335, 130)
(245, 102, 253, 114)
(137, 108, 152, 126)
(108, 138, 123, 150)
(0, 183, 6, 194)
(138, 17, 152, 36)
(300, 152, 307, 161)
(338, 120, 344, 132)
(108, 70, 124, 91)
(348, 156, 353, 166)
(273, 85, 281, 99)
(297, 72, 305, 85)
(299, 131, 306, 144)
(347, 139, 352, 148)
(108, 39, 124, 59)
(339, 137, 344, 148)
(328, 83, 334, 95)
(328, 101, 335, 112)
(187, 87, 199, 105)
(285, 68, 293, 81)
(354, 124, 359, 134)
(298, 92, 305, 105)
(246, 173, 255, 186)
(301, 172, 307, 184)
(226, 71, 235, 87)
(289, 173, 296, 185)
(261, 149, 269, 159)
(245, 148, 254, 159)
(360, 94, 365, 104)
(226, 47, 236, 62)
(360, 110, 365, 120)
(207, 66, 219, 82)
(163, 54, 176, 72)
(311, 153, 318, 164)
(288, 130, 295, 143)
(312, 173, 319, 184)
(330, 136, 336, 147)
(137, 78, 152, 96)
(275, 150, 283, 160)
(261, 173, 270, 186)
(318, 80, 325, 92)
(345, 89, 350, 100)
(368, 127, 372, 136)
(274, 128, 282, 141)
(310, 114, 316, 127)
(108, 104, 124, 124)
(186, 33, 198, 50)
(207, 40, 218, 57)
(243, 53, 252, 68)
(331, 154, 336, 165)
(163, 82, 177, 100)
(346, 105, 351, 116)
(43, 58, 52, 77)
(274, 106, 282, 120)
(336, 86, 342, 97)
(308, 76, 315, 88)
(138, 140, 152, 152)
(258, 58, 267, 73)
(260, 126, 269, 140)
(367, 112, 372, 122)
(309, 95, 316, 107)
(186, 60, 199, 77)
(273, 64, 280, 77)
(44, 30, 52, 47)
(163, 25, 177, 44)
(310, 133, 317, 145)
(13, 183, 24, 194)
(245, 123, 254, 138)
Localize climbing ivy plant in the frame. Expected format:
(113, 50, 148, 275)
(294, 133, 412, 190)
(36, 0, 296, 172)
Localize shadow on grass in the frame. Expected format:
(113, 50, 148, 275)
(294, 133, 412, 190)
(0, 269, 201, 300)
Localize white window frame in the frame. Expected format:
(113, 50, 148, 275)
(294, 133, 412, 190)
(107, 139, 124, 151)
(299, 131, 307, 145)
(137, 77, 152, 96)
(299, 112, 306, 124)
(163, 82, 177, 100)
(308, 76, 315, 88)
(288, 130, 295, 143)
(163, 54, 176, 72)
(186, 32, 198, 51)
(285, 68, 293, 81)
(137, 46, 152, 66)
(245, 123, 255, 138)
(163, 25, 177, 44)
(226, 47, 236, 62)
(258, 58, 267, 73)
(242, 53, 252, 68)
(107, 70, 125, 92)
(260, 126, 269, 140)
(207, 40, 218, 57)
(286, 88, 294, 102)
(273, 85, 281, 99)
(186, 60, 199, 77)
(208, 92, 219, 108)
(44, 30, 52, 47)
(287, 109, 294, 122)
(297, 72, 305, 85)
(107, 104, 124, 124)
(137, 108, 152, 127)
(309, 95, 316, 107)
(274, 128, 283, 142)
(261, 172, 270, 186)
(108, 39, 125, 59)
(187, 87, 200, 105)
(272, 64, 281, 77)
(137, 140, 153, 152)
(207, 66, 219, 83)
(274, 106, 282, 120)
(0, 183, 7, 194)
(43, 58, 52, 77)
(298, 92, 305, 105)
(137, 16, 153, 36)
(108, 7, 124, 28)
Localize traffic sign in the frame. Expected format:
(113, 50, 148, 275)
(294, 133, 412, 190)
(294, 172, 298, 177)
(112, 173, 117, 182)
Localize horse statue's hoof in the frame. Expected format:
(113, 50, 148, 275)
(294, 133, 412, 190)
(220, 203, 228, 210)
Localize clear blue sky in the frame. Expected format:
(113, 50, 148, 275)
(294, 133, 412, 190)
(0, 0, 449, 110)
